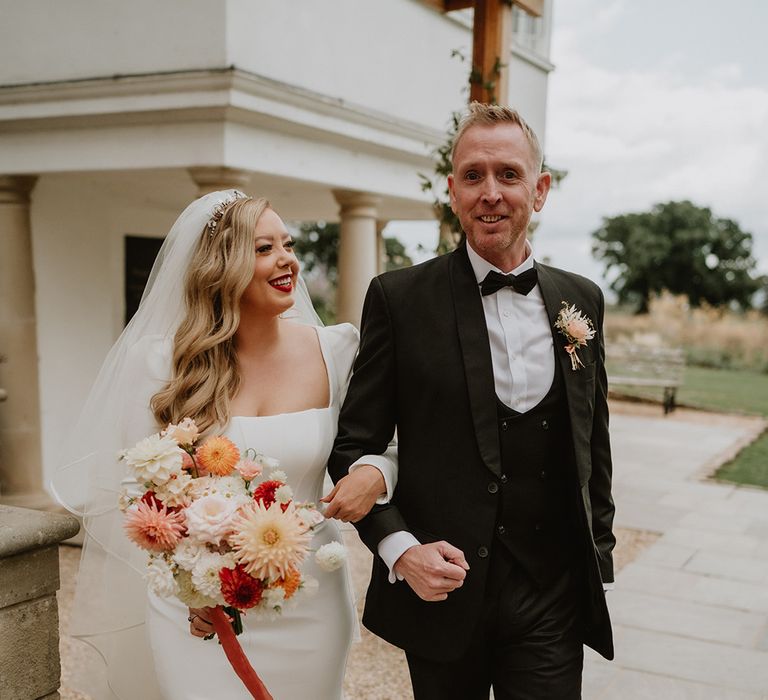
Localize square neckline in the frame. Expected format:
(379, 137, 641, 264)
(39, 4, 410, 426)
(231, 326, 334, 420)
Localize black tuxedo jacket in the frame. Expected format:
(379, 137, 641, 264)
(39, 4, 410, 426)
(329, 243, 615, 661)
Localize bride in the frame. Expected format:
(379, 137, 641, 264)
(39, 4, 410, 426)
(53, 190, 397, 699)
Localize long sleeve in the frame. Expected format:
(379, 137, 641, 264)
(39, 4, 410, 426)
(329, 278, 408, 553)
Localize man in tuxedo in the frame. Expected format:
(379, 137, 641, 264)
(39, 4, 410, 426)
(328, 103, 615, 699)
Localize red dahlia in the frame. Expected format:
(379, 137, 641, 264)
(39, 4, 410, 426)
(140, 490, 164, 509)
(251, 480, 282, 508)
(219, 565, 264, 609)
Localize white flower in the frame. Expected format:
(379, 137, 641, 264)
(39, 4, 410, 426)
(315, 541, 347, 572)
(263, 586, 286, 610)
(184, 494, 242, 544)
(268, 469, 288, 484)
(275, 484, 293, 505)
(296, 505, 325, 529)
(175, 569, 218, 609)
(191, 551, 236, 602)
(188, 475, 248, 500)
(162, 417, 199, 446)
(123, 433, 184, 486)
(117, 488, 135, 512)
(154, 471, 193, 507)
(145, 555, 178, 598)
(257, 454, 280, 471)
(172, 539, 204, 572)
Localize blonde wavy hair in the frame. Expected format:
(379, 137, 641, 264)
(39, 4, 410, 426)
(151, 196, 270, 433)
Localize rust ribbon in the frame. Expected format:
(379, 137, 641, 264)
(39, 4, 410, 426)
(209, 606, 273, 700)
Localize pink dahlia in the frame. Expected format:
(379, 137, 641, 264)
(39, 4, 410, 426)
(124, 500, 185, 552)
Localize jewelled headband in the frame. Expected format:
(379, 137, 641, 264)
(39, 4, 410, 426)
(206, 191, 251, 236)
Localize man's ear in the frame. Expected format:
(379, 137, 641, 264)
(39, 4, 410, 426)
(533, 171, 552, 212)
(447, 173, 458, 213)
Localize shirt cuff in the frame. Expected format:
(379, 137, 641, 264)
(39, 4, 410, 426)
(349, 453, 396, 504)
(603, 582, 614, 592)
(378, 531, 420, 583)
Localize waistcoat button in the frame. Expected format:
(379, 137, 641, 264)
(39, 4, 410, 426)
(487, 482, 499, 494)
(477, 546, 489, 558)
(540, 470, 547, 480)
(497, 525, 506, 535)
(500, 474, 508, 484)
(501, 421, 508, 430)
(541, 419, 549, 430)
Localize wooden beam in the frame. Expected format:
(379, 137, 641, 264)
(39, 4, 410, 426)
(419, 0, 449, 10)
(470, 0, 507, 103)
(428, 0, 541, 15)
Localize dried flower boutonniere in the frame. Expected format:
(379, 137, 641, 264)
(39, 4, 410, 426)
(555, 302, 596, 370)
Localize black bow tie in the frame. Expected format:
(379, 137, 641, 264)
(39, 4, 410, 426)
(480, 268, 538, 296)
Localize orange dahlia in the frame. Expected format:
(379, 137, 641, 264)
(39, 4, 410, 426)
(196, 436, 240, 476)
(273, 566, 302, 599)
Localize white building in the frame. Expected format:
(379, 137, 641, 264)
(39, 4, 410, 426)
(0, 0, 554, 506)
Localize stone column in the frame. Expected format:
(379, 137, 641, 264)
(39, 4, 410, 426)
(188, 167, 252, 197)
(0, 505, 80, 699)
(376, 219, 389, 275)
(333, 190, 381, 326)
(0, 175, 49, 509)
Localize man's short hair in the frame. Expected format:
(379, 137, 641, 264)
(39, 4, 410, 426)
(450, 102, 544, 172)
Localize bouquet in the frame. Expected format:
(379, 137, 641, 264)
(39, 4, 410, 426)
(119, 417, 346, 700)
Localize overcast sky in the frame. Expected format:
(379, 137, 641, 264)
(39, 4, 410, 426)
(393, 0, 768, 291)
(536, 0, 768, 285)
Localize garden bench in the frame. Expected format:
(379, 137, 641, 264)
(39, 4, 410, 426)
(606, 344, 686, 414)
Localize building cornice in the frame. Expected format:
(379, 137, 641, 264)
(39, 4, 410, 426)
(0, 67, 446, 160)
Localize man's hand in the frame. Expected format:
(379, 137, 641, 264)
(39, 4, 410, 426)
(394, 541, 470, 602)
(321, 464, 386, 522)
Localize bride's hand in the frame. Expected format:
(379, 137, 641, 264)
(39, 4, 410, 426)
(321, 464, 386, 523)
(188, 606, 216, 639)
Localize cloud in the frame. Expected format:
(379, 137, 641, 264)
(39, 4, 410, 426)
(539, 13, 768, 280)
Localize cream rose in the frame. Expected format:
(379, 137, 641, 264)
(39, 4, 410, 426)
(184, 494, 244, 544)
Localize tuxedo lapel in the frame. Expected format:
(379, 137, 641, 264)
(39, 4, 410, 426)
(536, 263, 592, 479)
(449, 245, 502, 477)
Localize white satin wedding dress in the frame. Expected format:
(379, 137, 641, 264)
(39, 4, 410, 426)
(144, 323, 363, 699)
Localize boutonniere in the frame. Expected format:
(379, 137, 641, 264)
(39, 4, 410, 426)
(555, 302, 596, 370)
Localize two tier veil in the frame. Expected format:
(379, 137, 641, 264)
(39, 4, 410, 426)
(51, 190, 322, 698)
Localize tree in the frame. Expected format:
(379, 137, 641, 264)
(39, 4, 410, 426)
(294, 221, 413, 322)
(592, 200, 760, 313)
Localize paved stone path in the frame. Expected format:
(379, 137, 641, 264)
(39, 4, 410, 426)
(584, 405, 768, 699)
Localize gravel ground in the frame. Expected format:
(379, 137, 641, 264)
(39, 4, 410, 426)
(58, 526, 654, 700)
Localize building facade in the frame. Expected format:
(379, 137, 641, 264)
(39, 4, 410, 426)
(0, 0, 554, 505)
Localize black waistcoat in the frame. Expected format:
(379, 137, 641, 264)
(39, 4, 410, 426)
(495, 357, 582, 585)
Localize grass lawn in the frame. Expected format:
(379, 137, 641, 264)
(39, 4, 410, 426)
(610, 365, 768, 489)
(610, 366, 768, 416)
(716, 431, 768, 489)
